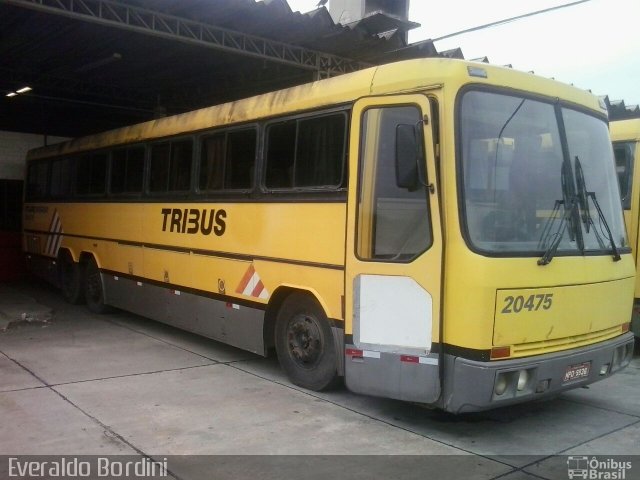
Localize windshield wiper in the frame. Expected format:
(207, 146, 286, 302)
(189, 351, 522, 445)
(538, 160, 580, 265)
(574, 156, 606, 249)
(537, 197, 576, 265)
(574, 156, 621, 261)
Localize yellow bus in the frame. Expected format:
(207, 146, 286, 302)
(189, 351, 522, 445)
(611, 117, 640, 337)
(23, 58, 635, 413)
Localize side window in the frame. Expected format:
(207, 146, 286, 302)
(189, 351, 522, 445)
(199, 128, 256, 191)
(26, 161, 49, 200)
(150, 139, 193, 193)
(76, 153, 107, 195)
(265, 112, 346, 190)
(111, 146, 145, 194)
(613, 142, 635, 209)
(356, 106, 432, 261)
(296, 115, 345, 187)
(265, 121, 296, 188)
(50, 158, 72, 198)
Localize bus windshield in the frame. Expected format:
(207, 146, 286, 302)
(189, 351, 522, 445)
(459, 89, 627, 257)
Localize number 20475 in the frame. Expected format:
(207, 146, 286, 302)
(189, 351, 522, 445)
(501, 294, 553, 314)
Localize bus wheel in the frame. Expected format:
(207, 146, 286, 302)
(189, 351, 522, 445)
(84, 257, 111, 314)
(275, 293, 339, 391)
(59, 251, 84, 304)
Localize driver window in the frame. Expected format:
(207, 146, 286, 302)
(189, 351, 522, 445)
(357, 105, 432, 261)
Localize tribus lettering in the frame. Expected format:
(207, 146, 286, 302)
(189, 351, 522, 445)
(161, 208, 226, 236)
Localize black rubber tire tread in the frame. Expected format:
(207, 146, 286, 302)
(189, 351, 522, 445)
(275, 292, 339, 391)
(58, 251, 85, 305)
(84, 257, 112, 314)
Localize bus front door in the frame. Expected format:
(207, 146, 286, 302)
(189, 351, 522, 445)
(344, 95, 443, 403)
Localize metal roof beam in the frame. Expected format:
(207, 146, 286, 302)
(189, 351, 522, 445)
(3, 0, 369, 77)
(0, 66, 157, 108)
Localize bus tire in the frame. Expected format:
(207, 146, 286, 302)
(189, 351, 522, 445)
(84, 257, 111, 314)
(275, 293, 339, 391)
(59, 251, 84, 305)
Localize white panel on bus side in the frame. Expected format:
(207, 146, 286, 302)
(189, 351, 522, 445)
(354, 275, 432, 354)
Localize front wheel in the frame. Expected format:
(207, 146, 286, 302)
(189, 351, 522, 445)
(275, 293, 339, 391)
(84, 257, 111, 314)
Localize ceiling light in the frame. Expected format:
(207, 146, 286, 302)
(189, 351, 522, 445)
(16, 86, 32, 93)
(6, 92, 17, 97)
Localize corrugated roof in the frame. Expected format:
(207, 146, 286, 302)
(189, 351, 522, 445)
(1, 0, 448, 136)
(603, 97, 640, 121)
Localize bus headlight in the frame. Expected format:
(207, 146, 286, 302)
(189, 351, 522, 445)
(495, 374, 508, 395)
(517, 369, 529, 391)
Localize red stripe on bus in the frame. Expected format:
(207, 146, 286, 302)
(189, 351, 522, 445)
(251, 280, 264, 297)
(236, 264, 255, 293)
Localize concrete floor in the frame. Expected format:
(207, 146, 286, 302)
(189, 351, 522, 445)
(0, 280, 639, 479)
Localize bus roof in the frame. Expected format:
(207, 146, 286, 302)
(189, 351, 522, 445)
(610, 117, 640, 142)
(26, 57, 605, 161)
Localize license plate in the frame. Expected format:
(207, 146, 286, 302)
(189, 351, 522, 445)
(563, 362, 591, 383)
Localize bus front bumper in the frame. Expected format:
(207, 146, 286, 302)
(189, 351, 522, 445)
(443, 332, 635, 414)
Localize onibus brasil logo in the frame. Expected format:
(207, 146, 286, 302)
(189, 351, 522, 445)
(567, 456, 632, 479)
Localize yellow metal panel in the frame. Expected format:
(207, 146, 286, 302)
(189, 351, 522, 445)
(610, 119, 640, 143)
(23, 201, 347, 321)
(442, 244, 635, 351)
(494, 278, 634, 346)
(252, 262, 344, 320)
(510, 325, 623, 357)
(139, 203, 345, 267)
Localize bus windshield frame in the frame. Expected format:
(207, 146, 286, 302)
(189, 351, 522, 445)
(457, 86, 629, 259)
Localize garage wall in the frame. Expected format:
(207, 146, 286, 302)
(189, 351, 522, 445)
(0, 131, 69, 281)
(0, 131, 69, 180)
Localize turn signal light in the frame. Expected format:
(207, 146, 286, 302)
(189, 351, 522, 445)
(621, 323, 630, 333)
(491, 346, 511, 359)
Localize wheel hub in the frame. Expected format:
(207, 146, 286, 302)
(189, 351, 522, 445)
(287, 314, 322, 367)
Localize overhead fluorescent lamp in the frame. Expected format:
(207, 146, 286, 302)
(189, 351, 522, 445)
(16, 86, 32, 93)
(6, 92, 17, 97)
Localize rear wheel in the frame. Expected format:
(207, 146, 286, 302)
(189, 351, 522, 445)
(275, 293, 339, 391)
(84, 257, 111, 314)
(59, 251, 84, 304)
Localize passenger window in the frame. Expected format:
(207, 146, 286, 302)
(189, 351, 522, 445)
(50, 158, 72, 198)
(76, 153, 107, 195)
(200, 128, 256, 191)
(296, 115, 345, 187)
(265, 121, 296, 188)
(26, 161, 49, 200)
(265, 113, 346, 189)
(150, 139, 193, 193)
(111, 146, 145, 194)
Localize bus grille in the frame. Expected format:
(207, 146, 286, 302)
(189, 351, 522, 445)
(510, 326, 622, 357)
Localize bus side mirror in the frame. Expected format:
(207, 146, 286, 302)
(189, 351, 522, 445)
(395, 123, 422, 190)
